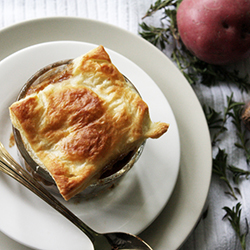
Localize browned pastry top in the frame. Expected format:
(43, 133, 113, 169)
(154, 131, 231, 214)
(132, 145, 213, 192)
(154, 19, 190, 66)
(9, 45, 169, 200)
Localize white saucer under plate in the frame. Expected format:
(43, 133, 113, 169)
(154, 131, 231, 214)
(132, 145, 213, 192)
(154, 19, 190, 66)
(0, 17, 212, 250)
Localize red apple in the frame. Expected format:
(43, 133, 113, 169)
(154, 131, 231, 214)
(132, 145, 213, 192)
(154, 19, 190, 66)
(177, 0, 250, 65)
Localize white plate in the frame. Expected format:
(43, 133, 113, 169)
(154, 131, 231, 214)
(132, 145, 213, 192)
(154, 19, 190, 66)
(0, 40, 180, 250)
(0, 17, 212, 250)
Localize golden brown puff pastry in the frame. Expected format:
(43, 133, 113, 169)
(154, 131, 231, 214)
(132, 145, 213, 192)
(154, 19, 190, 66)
(9, 45, 169, 200)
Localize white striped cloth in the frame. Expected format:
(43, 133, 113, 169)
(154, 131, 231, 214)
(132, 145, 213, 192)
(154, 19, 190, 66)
(0, 1, 250, 250)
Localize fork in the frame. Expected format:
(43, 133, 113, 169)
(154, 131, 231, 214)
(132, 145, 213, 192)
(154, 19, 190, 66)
(0, 142, 153, 250)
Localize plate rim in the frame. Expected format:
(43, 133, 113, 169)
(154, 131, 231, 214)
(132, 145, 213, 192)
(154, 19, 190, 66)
(0, 16, 212, 250)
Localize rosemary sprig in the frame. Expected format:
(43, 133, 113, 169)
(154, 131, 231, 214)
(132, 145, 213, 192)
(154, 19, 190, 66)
(203, 94, 243, 146)
(141, 0, 250, 246)
(142, 0, 179, 19)
(203, 105, 224, 130)
(140, 0, 250, 91)
(139, 22, 170, 49)
(228, 102, 250, 164)
(203, 105, 226, 146)
(213, 148, 238, 200)
(228, 165, 250, 185)
(223, 203, 248, 250)
(204, 96, 249, 195)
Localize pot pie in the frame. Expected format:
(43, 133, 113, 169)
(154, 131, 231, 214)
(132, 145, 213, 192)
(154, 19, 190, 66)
(9, 45, 169, 200)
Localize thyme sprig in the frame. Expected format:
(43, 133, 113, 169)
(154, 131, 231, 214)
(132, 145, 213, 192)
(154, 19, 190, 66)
(140, 0, 250, 91)
(223, 203, 248, 250)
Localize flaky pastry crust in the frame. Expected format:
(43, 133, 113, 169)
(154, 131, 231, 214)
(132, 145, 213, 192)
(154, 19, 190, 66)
(9, 45, 169, 200)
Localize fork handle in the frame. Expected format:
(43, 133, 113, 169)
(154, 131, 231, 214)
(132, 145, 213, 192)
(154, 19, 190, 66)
(0, 142, 98, 243)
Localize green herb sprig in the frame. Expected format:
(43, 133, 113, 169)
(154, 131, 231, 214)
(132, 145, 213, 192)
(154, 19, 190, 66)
(213, 148, 238, 199)
(228, 165, 250, 185)
(142, 0, 179, 19)
(223, 203, 248, 250)
(140, 1, 250, 248)
(203, 105, 226, 146)
(202, 93, 250, 249)
(203, 94, 244, 146)
(140, 0, 250, 91)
